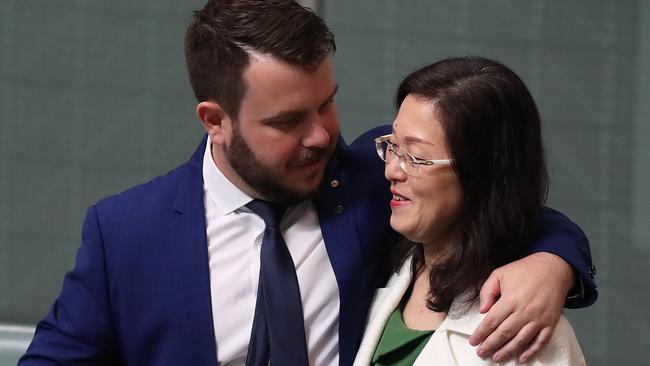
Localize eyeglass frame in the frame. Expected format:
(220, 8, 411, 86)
(374, 134, 452, 176)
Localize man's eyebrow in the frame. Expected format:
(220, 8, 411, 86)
(262, 84, 339, 123)
(324, 84, 339, 103)
(262, 110, 306, 124)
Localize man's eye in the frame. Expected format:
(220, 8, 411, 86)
(319, 99, 334, 114)
(269, 116, 300, 127)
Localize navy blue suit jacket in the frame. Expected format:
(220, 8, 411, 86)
(20, 125, 596, 365)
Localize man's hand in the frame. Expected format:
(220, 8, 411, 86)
(469, 252, 574, 363)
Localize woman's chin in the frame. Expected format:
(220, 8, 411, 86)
(390, 218, 420, 242)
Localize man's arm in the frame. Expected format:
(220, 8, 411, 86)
(469, 207, 596, 363)
(19, 205, 119, 365)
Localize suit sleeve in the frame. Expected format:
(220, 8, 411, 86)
(528, 207, 597, 309)
(19, 205, 121, 365)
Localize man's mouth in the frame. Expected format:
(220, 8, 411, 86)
(292, 149, 329, 168)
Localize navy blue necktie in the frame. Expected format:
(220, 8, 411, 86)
(245, 200, 309, 366)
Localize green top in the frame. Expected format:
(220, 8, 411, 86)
(371, 303, 435, 366)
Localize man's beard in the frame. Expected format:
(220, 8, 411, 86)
(225, 124, 331, 204)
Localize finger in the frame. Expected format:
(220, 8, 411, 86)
(475, 308, 525, 358)
(491, 322, 540, 363)
(478, 272, 501, 314)
(470, 299, 513, 348)
(518, 326, 554, 363)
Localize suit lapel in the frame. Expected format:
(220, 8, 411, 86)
(168, 136, 218, 364)
(316, 154, 364, 366)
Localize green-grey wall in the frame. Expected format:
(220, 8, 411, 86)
(1, 1, 648, 364)
(0, 0, 206, 322)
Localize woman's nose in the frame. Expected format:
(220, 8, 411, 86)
(384, 154, 406, 182)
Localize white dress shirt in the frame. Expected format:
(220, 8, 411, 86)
(202, 139, 340, 366)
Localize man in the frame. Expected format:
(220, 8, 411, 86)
(20, 1, 596, 365)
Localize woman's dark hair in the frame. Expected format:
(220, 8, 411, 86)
(184, 0, 335, 119)
(393, 56, 549, 313)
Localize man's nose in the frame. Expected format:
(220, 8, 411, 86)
(302, 116, 332, 149)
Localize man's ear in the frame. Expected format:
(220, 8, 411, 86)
(196, 101, 233, 146)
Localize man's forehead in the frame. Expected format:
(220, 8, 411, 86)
(240, 55, 336, 109)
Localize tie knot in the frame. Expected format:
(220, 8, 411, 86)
(246, 199, 286, 228)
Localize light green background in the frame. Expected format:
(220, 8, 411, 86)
(1, 1, 648, 364)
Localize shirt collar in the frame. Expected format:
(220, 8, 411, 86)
(202, 137, 253, 214)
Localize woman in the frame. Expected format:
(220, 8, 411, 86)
(354, 57, 586, 365)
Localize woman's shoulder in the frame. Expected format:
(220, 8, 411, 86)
(415, 302, 585, 366)
(531, 315, 586, 365)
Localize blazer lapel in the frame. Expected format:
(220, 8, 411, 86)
(353, 258, 413, 366)
(168, 136, 218, 364)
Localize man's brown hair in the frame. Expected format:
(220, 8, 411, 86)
(185, 0, 335, 118)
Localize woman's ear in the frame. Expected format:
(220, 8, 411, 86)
(196, 101, 233, 146)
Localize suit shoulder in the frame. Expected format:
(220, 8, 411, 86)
(335, 124, 390, 176)
(348, 125, 391, 153)
(94, 136, 206, 215)
(93, 159, 199, 223)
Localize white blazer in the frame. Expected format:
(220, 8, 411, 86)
(354, 257, 586, 366)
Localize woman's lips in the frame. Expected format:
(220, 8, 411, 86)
(390, 190, 410, 207)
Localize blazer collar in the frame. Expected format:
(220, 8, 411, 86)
(173, 135, 208, 213)
(382, 256, 484, 337)
(355, 256, 485, 365)
(436, 297, 484, 336)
